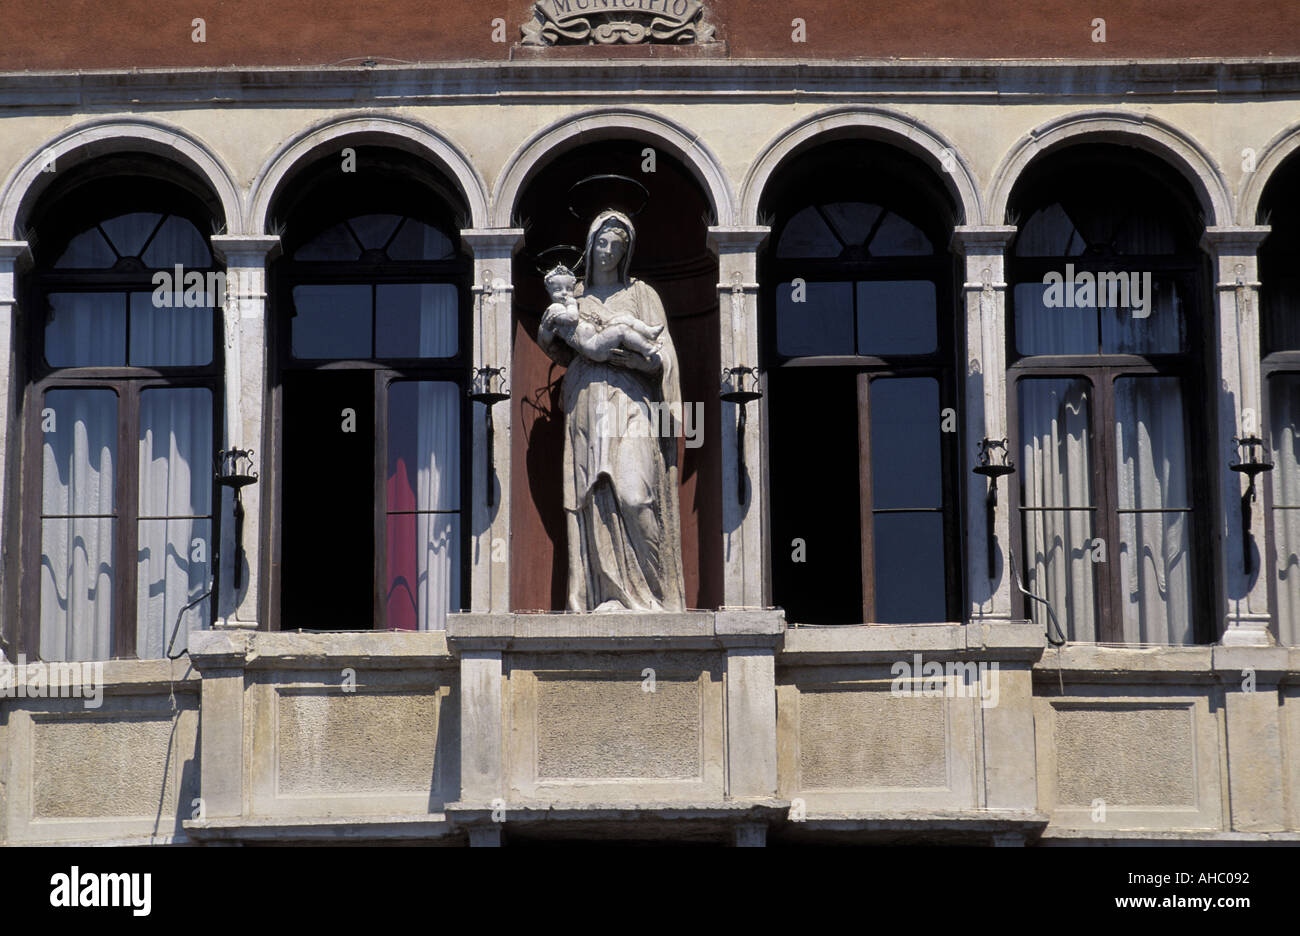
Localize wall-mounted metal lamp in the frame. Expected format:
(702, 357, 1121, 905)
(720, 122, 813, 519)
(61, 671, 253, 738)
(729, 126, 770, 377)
(1230, 435, 1273, 575)
(973, 438, 1016, 580)
(215, 448, 258, 589)
(470, 366, 511, 506)
(720, 366, 763, 504)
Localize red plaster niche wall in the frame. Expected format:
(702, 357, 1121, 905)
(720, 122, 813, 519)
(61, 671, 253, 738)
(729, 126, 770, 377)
(509, 141, 721, 611)
(3, 0, 1298, 70)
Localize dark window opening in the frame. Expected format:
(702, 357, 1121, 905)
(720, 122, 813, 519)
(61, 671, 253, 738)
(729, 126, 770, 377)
(760, 141, 961, 624)
(270, 148, 471, 632)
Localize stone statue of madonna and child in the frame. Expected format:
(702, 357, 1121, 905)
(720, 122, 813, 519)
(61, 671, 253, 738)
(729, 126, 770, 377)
(537, 209, 687, 613)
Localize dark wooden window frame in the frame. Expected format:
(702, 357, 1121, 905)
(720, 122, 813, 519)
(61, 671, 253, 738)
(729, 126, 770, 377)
(1259, 352, 1300, 643)
(761, 248, 964, 624)
(1258, 216, 1300, 643)
(1006, 254, 1218, 644)
(16, 235, 222, 660)
(267, 218, 473, 632)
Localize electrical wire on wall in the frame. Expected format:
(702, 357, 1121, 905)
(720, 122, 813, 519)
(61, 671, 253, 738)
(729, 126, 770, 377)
(1009, 546, 1067, 696)
(1009, 545, 1067, 648)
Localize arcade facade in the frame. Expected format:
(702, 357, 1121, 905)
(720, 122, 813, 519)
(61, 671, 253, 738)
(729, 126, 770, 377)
(1, 56, 1299, 844)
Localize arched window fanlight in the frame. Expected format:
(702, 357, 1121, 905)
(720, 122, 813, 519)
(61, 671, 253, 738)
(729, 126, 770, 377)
(54, 211, 212, 270)
(44, 209, 216, 369)
(294, 213, 454, 263)
(776, 202, 933, 260)
(1015, 194, 1182, 258)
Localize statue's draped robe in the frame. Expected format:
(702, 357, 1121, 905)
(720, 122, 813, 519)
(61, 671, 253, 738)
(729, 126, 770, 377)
(545, 278, 686, 612)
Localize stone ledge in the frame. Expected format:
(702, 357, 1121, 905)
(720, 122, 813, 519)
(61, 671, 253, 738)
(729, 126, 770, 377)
(447, 610, 785, 650)
(1039, 828, 1300, 845)
(445, 799, 789, 823)
(1033, 644, 1300, 681)
(188, 630, 454, 671)
(183, 814, 457, 842)
(1211, 645, 1300, 678)
(779, 621, 1044, 664)
(779, 809, 1049, 835)
(0, 656, 200, 693)
(12, 831, 192, 847)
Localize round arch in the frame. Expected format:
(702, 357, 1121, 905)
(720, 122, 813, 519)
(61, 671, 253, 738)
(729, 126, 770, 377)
(0, 116, 243, 240)
(988, 110, 1233, 228)
(490, 107, 736, 228)
(1238, 120, 1300, 225)
(248, 113, 490, 233)
(738, 107, 977, 226)
(741, 106, 983, 227)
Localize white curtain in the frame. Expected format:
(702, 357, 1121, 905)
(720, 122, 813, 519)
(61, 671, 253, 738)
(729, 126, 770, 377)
(130, 293, 212, 367)
(1114, 377, 1193, 644)
(40, 389, 117, 662)
(1015, 279, 1183, 357)
(132, 212, 215, 366)
(1270, 375, 1300, 646)
(100, 212, 161, 258)
(140, 214, 212, 269)
(45, 293, 125, 366)
(1101, 281, 1183, 354)
(387, 378, 460, 631)
(417, 284, 457, 357)
(136, 388, 212, 659)
(412, 285, 459, 630)
(41, 213, 215, 661)
(1019, 378, 1098, 640)
(415, 380, 459, 630)
(1014, 282, 1094, 356)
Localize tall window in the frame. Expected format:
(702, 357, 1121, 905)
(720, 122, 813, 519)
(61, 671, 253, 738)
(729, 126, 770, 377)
(273, 167, 469, 632)
(763, 145, 960, 624)
(1008, 146, 1213, 644)
(21, 177, 219, 660)
(1259, 156, 1300, 645)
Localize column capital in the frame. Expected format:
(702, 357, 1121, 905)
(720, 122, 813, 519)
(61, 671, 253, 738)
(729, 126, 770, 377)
(707, 225, 771, 253)
(0, 239, 33, 274)
(460, 228, 526, 257)
(1200, 225, 1271, 254)
(211, 234, 281, 264)
(950, 225, 1018, 255)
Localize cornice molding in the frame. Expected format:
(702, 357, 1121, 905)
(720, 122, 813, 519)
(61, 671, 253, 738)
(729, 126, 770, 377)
(1, 58, 1299, 109)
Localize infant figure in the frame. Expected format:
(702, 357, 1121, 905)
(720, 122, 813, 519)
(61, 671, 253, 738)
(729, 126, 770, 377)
(542, 264, 664, 362)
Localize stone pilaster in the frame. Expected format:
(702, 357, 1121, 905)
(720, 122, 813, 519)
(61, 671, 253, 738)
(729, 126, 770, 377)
(461, 230, 523, 615)
(951, 226, 1018, 623)
(210, 235, 280, 628)
(187, 631, 249, 821)
(724, 646, 778, 798)
(0, 240, 31, 656)
(457, 648, 505, 804)
(707, 226, 770, 609)
(1216, 646, 1288, 831)
(1201, 226, 1272, 646)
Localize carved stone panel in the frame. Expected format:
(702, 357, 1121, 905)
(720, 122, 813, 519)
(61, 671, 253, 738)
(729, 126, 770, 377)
(522, 0, 716, 46)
